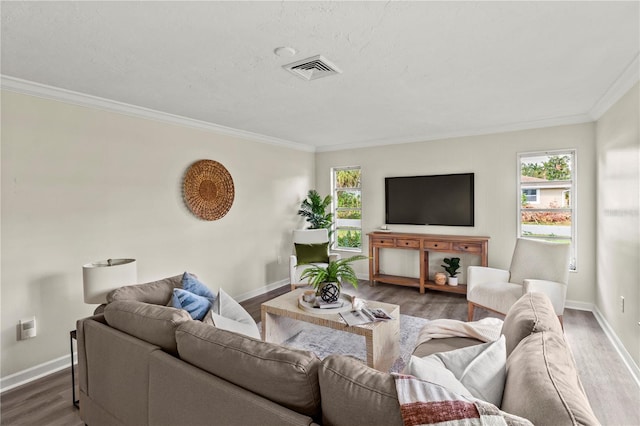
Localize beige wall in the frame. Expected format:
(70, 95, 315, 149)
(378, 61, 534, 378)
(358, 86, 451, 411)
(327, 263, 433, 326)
(0, 91, 314, 377)
(2, 83, 637, 381)
(315, 123, 597, 304)
(595, 82, 640, 365)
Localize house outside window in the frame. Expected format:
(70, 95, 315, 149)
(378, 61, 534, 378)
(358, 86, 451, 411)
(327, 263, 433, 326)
(521, 188, 540, 204)
(518, 150, 577, 271)
(332, 166, 362, 251)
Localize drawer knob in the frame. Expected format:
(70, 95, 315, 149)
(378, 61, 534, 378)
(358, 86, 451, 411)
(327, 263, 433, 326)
(464, 246, 468, 249)
(434, 244, 438, 247)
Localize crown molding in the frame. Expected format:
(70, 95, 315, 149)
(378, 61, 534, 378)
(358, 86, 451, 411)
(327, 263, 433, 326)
(589, 54, 640, 120)
(316, 113, 593, 152)
(0, 75, 315, 153)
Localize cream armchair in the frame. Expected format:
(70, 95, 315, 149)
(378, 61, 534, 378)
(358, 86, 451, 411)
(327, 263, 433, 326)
(467, 238, 570, 324)
(289, 229, 341, 291)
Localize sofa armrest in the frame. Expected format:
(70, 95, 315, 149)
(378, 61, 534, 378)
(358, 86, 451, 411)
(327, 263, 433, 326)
(467, 266, 510, 292)
(523, 279, 567, 315)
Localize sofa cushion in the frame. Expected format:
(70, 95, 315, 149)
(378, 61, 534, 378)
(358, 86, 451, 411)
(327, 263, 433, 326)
(176, 320, 321, 419)
(501, 292, 563, 355)
(104, 300, 191, 354)
(181, 272, 216, 302)
(208, 288, 261, 339)
(405, 355, 473, 399)
(107, 274, 183, 305)
(501, 331, 599, 425)
(318, 354, 403, 426)
(407, 336, 506, 407)
(171, 288, 212, 321)
(295, 242, 329, 264)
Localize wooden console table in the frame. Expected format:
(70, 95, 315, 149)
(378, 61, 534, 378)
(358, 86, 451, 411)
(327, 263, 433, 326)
(368, 232, 489, 294)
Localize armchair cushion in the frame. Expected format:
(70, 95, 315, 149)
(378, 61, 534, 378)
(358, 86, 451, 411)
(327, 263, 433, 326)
(467, 266, 510, 290)
(509, 238, 570, 286)
(294, 242, 329, 264)
(467, 282, 523, 316)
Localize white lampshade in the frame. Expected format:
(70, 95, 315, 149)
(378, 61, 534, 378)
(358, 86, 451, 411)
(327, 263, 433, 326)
(82, 259, 137, 304)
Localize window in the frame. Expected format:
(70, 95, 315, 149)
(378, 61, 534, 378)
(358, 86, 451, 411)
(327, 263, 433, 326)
(332, 166, 362, 251)
(521, 188, 539, 204)
(518, 150, 577, 270)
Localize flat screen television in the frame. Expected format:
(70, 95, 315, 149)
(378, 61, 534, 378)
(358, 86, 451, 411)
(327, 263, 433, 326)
(385, 173, 474, 226)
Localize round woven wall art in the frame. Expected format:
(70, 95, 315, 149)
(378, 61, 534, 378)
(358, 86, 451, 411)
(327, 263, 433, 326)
(183, 160, 234, 221)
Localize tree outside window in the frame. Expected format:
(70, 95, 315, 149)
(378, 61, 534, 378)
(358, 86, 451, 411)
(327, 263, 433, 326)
(332, 167, 362, 251)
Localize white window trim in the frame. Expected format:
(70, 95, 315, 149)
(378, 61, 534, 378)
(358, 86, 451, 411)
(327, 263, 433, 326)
(517, 149, 577, 271)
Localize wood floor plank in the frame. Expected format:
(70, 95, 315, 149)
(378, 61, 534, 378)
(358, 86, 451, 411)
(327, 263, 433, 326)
(1, 282, 637, 425)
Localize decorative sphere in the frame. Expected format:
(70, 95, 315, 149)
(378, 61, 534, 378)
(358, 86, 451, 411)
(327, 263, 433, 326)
(320, 282, 340, 303)
(434, 272, 447, 286)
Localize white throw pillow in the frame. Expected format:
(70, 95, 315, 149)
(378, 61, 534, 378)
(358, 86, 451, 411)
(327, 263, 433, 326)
(410, 335, 506, 407)
(203, 288, 261, 339)
(406, 356, 473, 398)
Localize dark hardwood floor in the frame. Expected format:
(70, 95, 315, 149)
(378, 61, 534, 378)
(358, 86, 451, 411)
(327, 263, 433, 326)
(2, 282, 638, 425)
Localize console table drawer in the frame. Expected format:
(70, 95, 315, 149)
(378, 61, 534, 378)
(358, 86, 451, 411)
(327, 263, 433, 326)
(424, 241, 452, 251)
(371, 237, 395, 247)
(395, 239, 420, 248)
(453, 242, 482, 253)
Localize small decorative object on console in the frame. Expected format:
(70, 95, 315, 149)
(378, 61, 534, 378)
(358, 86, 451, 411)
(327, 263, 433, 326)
(434, 272, 447, 286)
(442, 257, 461, 286)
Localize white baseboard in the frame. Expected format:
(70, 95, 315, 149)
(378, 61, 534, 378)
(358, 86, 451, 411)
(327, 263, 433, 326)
(565, 299, 594, 311)
(0, 353, 76, 393)
(592, 306, 640, 389)
(235, 279, 289, 302)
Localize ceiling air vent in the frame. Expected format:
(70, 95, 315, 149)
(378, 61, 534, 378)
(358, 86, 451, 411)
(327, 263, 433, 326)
(283, 55, 342, 81)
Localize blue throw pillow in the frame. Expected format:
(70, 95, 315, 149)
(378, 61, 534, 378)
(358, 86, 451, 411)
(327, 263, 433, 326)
(171, 288, 212, 320)
(182, 272, 215, 303)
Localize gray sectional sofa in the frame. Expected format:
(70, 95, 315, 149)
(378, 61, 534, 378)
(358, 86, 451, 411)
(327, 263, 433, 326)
(76, 274, 599, 425)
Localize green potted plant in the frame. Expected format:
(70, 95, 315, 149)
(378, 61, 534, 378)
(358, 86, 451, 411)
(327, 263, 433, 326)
(441, 257, 461, 286)
(299, 255, 368, 303)
(297, 190, 333, 233)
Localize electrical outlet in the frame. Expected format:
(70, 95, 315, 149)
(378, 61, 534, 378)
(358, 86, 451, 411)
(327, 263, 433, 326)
(277, 255, 282, 264)
(620, 296, 625, 313)
(19, 317, 36, 340)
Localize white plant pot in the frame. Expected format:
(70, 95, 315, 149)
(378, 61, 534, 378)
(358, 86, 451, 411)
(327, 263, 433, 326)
(448, 276, 458, 286)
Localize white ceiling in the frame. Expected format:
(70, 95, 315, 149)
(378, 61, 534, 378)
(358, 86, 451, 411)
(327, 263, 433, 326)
(1, 1, 639, 151)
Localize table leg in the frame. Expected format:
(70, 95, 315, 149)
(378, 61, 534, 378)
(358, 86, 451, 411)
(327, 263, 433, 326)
(365, 319, 400, 372)
(261, 310, 303, 343)
(70, 330, 79, 409)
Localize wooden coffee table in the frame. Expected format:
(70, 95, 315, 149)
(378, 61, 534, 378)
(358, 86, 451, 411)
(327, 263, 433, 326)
(261, 289, 400, 371)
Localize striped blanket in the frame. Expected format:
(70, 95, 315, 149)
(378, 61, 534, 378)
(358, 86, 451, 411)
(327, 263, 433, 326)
(392, 373, 532, 426)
